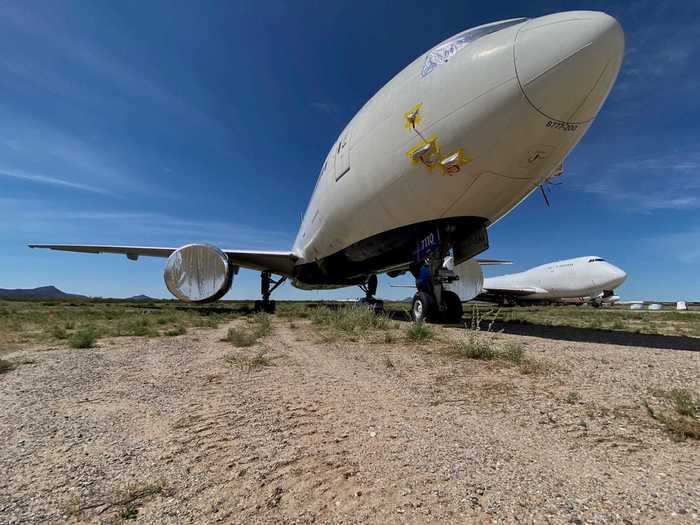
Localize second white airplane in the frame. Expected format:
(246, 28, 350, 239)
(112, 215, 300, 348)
(31, 11, 625, 323)
(475, 256, 627, 307)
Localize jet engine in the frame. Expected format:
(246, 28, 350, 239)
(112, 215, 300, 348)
(164, 244, 235, 303)
(443, 257, 484, 301)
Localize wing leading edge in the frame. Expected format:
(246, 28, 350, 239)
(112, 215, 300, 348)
(28, 244, 298, 276)
(481, 286, 547, 297)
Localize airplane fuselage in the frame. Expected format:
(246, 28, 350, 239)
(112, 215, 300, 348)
(291, 11, 624, 288)
(484, 256, 627, 301)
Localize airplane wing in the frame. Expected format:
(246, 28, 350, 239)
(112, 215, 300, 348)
(28, 244, 298, 276)
(475, 259, 512, 265)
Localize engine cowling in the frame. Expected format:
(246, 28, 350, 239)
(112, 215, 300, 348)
(443, 258, 484, 301)
(164, 244, 234, 303)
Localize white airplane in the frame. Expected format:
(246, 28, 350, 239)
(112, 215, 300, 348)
(476, 256, 627, 307)
(30, 11, 625, 323)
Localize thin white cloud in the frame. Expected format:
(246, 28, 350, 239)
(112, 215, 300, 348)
(2, 4, 236, 141)
(0, 167, 113, 195)
(0, 5, 237, 200)
(649, 230, 700, 263)
(573, 146, 700, 212)
(2, 199, 294, 251)
(581, 181, 699, 212)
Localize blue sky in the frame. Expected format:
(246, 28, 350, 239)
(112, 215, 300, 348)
(1, 0, 698, 301)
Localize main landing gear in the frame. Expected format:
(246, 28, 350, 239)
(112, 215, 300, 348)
(356, 274, 384, 314)
(410, 253, 463, 324)
(254, 271, 287, 313)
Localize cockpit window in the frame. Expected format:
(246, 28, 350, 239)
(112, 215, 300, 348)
(588, 258, 606, 263)
(421, 18, 527, 78)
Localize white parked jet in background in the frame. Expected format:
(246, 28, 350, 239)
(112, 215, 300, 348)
(477, 256, 627, 306)
(31, 11, 625, 323)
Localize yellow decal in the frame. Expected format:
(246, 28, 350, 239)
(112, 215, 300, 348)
(438, 148, 472, 176)
(404, 103, 423, 129)
(405, 136, 440, 169)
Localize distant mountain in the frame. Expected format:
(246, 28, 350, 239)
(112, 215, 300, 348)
(127, 294, 155, 301)
(0, 285, 86, 300)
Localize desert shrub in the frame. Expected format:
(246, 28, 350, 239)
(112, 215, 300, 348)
(311, 306, 389, 335)
(565, 391, 580, 404)
(224, 351, 271, 371)
(611, 318, 625, 330)
(224, 313, 273, 347)
(224, 327, 257, 347)
(670, 388, 697, 418)
(277, 302, 311, 319)
(250, 313, 272, 338)
(644, 393, 700, 441)
(164, 325, 186, 336)
(454, 334, 496, 360)
(50, 325, 68, 339)
(115, 317, 157, 337)
(69, 328, 97, 349)
(500, 342, 525, 364)
(406, 322, 434, 342)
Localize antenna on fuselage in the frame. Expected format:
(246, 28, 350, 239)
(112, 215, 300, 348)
(539, 163, 564, 207)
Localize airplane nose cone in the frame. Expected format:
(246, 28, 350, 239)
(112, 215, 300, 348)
(611, 267, 627, 288)
(515, 11, 624, 123)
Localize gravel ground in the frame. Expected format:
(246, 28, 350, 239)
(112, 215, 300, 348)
(1, 317, 699, 524)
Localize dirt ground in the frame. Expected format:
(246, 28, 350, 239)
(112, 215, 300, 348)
(1, 316, 699, 524)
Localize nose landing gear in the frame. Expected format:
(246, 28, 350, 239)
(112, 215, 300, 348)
(410, 254, 463, 324)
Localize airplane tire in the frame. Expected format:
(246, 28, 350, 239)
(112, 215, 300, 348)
(411, 291, 436, 323)
(441, 291, 463, 324)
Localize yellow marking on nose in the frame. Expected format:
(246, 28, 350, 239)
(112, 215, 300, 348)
(404, 103, 423, 129)
(406, 136, 440, 170)
(438, 149, 472, 176)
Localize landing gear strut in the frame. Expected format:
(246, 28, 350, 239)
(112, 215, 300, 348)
(356, 274, 384, 314)
(410, 251, 463, 324)
(254, 271, 286, 313)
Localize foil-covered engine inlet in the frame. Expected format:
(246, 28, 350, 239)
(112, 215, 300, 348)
(443, 258, 484, 301)
(164, 244, 233, 303)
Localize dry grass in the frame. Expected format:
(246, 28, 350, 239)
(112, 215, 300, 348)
(65, 480, 166, 522)
(223, 313, 273, 347)
(224, 328, 257, 347)
(311, 306, 390, 338)
(644, 388, 700, 441)
(164, 325, 186, 336)
(0, 299, 245, 346)
(451, 334, 549, 375)
(224, 351, 272, 372)
(406, 322, 434, 342)
(68, 328, 97, 349)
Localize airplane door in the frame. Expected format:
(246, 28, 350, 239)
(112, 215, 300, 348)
(335, 127, 351, 180)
